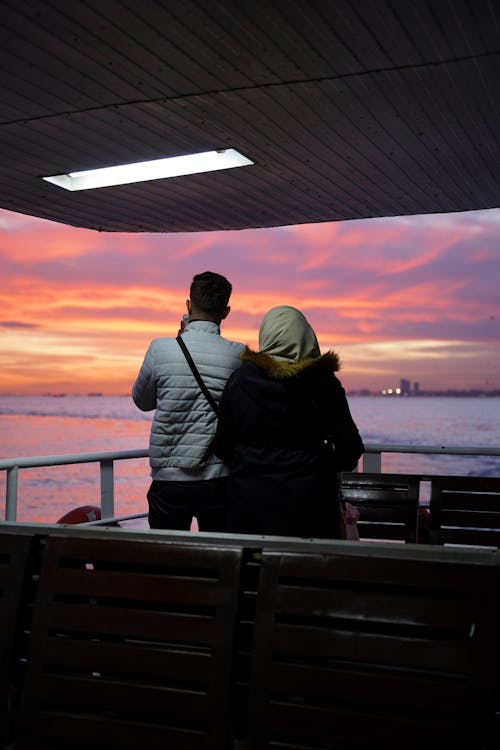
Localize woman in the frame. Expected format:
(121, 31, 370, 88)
(212, 305, 364, 538)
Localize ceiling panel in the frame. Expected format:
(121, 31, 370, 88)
(0, 0, 499, 232)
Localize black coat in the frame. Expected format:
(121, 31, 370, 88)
(213, 349, 364, 538)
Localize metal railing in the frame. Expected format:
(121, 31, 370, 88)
(361, 444, 500, 472)
(1, 444, 500, 523)
(1, 449, 148, 522)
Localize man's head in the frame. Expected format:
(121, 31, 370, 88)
(187, 271, 232, 322)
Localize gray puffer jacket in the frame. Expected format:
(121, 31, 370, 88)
(133, 321, 244, 479)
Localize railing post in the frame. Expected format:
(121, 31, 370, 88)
(5, 466, 19, 521)
(363, 452, 382, 473)
(100, 459, 115, 518)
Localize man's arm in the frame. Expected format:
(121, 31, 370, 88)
(132, 342, 157, 411)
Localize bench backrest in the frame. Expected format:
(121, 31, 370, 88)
(247, 544, 499, 749)
(428, 475, 500, 548)
(0, 530, 40, 745)
(341, 472, 421, 542)
(18, 533, 242, 749)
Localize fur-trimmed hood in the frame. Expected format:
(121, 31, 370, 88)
(241, 347, 340, 379)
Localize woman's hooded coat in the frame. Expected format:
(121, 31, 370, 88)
(213, 306, 364, 538)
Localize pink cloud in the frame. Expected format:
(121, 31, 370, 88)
(1, 207, 499, 393)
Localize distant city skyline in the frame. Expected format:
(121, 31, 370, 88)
(1, 206, 499, 395)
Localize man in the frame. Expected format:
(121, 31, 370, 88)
(133, 271, 245, 530)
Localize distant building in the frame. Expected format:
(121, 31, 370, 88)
(400, 379, 411, 396)
(413, 382, 420, 395)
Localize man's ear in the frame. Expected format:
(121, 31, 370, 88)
(186, 299, 192, 314)
(221, 305, 230, 320)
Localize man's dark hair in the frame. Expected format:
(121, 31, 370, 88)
(190, 271, 232, 316)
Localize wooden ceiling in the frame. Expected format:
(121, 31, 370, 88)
(1, 0, 499, 232)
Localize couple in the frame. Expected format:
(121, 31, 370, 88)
(133, 271, 364, 539)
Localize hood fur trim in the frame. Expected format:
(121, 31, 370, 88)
(241, 348, 340, 379)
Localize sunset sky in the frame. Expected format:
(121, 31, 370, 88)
(1, 206, 499, 395)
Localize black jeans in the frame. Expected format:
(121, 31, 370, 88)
(147, 478, 228, 531)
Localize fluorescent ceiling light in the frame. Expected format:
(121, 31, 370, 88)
(42, 149, 254, 191)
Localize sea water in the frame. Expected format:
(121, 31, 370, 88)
(1, 395, 499, 524)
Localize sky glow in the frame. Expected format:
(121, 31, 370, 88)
(1, 207, 499, 395)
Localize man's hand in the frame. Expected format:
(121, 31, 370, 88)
(178, 314, 189, 335)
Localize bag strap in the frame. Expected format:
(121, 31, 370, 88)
(176, 335, 219, 416)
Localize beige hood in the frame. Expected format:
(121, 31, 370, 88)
(258, 305, 321, 363)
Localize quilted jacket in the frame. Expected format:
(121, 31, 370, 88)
(133, 320, 244, 479)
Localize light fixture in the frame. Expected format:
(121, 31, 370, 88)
(42, 149, 253, 191)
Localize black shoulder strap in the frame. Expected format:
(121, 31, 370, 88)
(176, 335, 219, 416)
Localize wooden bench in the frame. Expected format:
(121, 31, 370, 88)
(0, 529, 43, 747)
(3, 523, 500, 749)
(428, 475, 500, 548)
(341, 472, 421, 543)
(247, 542, 500, 749)
(12, 532, 243, 749)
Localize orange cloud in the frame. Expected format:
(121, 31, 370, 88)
(1, 207, 499, 394)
